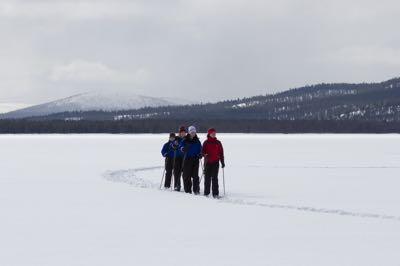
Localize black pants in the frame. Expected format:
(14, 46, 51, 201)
(204, 162, 219, 196)
(164, 157, 174, 188)
(182, 157, 200, 194)
(173, 157, 183, 190)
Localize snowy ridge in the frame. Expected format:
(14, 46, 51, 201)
(104, 166, 400, 222)
(0, 103, 32, 114)
(2, 91, 193, 119)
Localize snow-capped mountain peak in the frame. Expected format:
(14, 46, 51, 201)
(2, 91, 193, 119)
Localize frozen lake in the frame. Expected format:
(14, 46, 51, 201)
(1, 134, 400, 266)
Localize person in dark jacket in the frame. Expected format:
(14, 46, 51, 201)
(171, 126, 187, 191)
(161, 133, 177, 189)
(180, 126, 202, 194)
(202, 128, 225, 198)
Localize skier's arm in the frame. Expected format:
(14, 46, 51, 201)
(201, 141, 208, 158)
(161, 143, 169, 157)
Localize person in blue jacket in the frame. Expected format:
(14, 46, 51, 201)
(161, 133, 177, 188)
(180, 126, 202, 194)
(171, 126, 187, 191)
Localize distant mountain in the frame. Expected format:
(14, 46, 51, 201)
(2, 77, 400, 133)
(26, 77, 400, 123)
(1, 91, 194, 119)
(3, 77, 400, 124)
(0, 103, 32, 114)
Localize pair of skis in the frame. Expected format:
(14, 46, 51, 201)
(160, 157, 226, 197)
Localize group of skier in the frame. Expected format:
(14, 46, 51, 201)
(161, 125, 225, 198)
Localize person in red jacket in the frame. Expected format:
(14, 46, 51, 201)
(202, 128, 225, 198)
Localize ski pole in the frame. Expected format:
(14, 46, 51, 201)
(160, 168, 166, 190)
(222, 168, 226, 197)
(199, 158, 204, 184)
(180, 154, 187, 180)
(179, 142, 189, 190)
(159, 158, 167, 189)
(171, 150, 177, 190)
(199, 155, 208, 185)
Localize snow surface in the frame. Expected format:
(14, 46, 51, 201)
(1, 134, 400, 266)
(2, 91, 193, 118)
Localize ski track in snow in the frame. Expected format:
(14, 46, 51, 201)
(250, 165, 400, 169)
(103, 166, 163, 189)
(103, 166, 400, 222)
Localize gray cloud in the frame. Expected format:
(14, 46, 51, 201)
(0, 0, 399, 105)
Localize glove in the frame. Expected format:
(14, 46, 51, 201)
(172, 141, 179, 149)
(221, 161, 225, 168)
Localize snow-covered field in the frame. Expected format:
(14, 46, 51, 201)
(1, 134, 400, 266)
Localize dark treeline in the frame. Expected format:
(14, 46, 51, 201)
(1, 119, 400, 134)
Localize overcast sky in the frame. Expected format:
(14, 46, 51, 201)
(1, 0, 400, 106)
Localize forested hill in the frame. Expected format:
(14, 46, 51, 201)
(2, 77, 400, 133)
(30, 77, 400, 122)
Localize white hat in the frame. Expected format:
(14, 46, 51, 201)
(188, 126, 197, 134)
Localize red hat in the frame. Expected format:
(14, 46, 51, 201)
(207, 128, 216, 135)
(179, 126, 186, 133)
